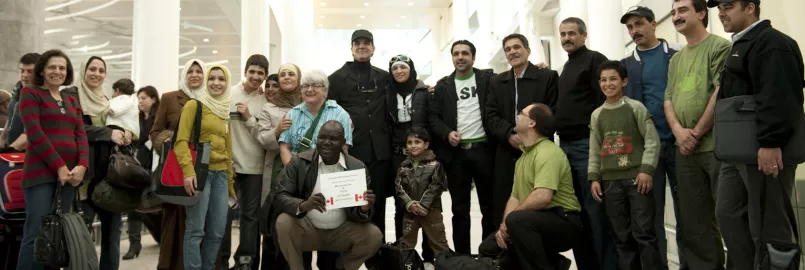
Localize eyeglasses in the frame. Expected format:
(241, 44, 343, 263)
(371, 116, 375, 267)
(300, 84, 324, 90)
(389, 55, 411, 66)
(357, 78, 379, 93)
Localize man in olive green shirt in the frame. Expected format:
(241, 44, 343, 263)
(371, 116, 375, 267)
(478, 103, 582, 270)
(664, 0, 731, 268)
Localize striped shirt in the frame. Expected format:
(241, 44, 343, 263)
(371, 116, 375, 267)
(279, 100, 352, 154)
(19, 87, 90, 188)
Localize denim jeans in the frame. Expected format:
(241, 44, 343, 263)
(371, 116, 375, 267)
(83, 199, 122, 270)
(184, 170, 230, 270)
(653, 141, 685, 269)
(560, 138, 620, 270)
(17, 183, 76, 270)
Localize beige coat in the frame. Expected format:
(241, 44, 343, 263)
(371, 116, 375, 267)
(257, 101, 293, 206)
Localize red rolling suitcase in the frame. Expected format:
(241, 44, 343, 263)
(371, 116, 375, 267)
(0, 153, 25, 222)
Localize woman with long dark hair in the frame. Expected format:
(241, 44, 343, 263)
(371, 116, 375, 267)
(122, 85, 161, 260)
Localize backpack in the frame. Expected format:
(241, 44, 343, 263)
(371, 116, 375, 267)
(0, 153, 25, 223)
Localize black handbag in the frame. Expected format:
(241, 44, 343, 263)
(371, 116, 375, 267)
(107, 145, 151, 190)
(91, 180, 142, 213)
(714, 97, 805, 165)
(376, 242, 424, 270)
(33, 185, 70, 268)
(434, 250, 501, 270)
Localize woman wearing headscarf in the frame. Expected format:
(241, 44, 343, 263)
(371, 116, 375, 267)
(62, 55, 132, 270)
(175, 64, 236, 270)
(256, 64, 302, 269)
(151, 58, 205, 270)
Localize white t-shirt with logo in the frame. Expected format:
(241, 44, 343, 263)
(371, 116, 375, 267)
(455, 73, 486, 141)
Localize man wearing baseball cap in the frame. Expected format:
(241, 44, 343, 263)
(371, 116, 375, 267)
(710, 0, 805, 268)
(620, 6, 687, 269)
(327, 29, 394, 257)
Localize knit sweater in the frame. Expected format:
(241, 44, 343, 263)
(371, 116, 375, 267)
(19, 87, 90, 188)
(174, 100, 235, 196)
(229, 83, 266, 174)
(587, 96, 660, 181)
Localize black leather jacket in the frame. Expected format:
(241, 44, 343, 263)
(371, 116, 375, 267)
(394, 150, 447, 210)
(386, 80, 430, 127)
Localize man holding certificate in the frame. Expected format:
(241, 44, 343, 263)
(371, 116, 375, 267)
(273, 120, 383, 270)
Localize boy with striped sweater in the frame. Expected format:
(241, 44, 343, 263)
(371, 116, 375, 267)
(588, 61, 662, 269)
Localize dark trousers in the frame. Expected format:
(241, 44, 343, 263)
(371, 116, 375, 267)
(676, 149, 725, 269)
(653, 141, 685, 269)
(126, 211, 162, 249)
(560, 138, 619, 270)
(446, 145, 495, 254)
(83, 200, 122, 270)
(392, 152, 434, 262)
(220, 203, 235, 269)
(716, 163, 797, 269)
(492, 148, 517, 227)
(234, 173, 264, 269)
(479, 209, 582, 270)
(601, 180, 662, 270)
(367, 159, 392, 241)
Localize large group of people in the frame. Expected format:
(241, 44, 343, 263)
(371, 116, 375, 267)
(5, 0, 805, 270)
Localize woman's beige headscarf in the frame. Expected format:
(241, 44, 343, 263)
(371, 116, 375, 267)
(77, 56, 110, 118)
(196, 64, 232, 119)
(179, 59, 206, 99)
(267, 63, 302, 108)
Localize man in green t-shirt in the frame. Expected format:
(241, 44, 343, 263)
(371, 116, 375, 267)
(478, 103, 582, 270)
(664, 0, 731, 268)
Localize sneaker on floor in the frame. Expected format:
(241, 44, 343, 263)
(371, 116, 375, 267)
(424, 262, 435, 270)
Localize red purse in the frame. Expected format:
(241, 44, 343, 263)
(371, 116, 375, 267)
(154, 100, 211, 206)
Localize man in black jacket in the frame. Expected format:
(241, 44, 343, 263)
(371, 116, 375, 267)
(429, 40, 496, 255)
(553, 17, 616, 270)
(485, 33, 559, 227)
(709, 0, 805, 268)
(328, 29, 394, 242)
(273, 120, 382, 270)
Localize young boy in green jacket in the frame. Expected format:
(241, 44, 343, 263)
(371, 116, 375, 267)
(588, 60, 662, 269)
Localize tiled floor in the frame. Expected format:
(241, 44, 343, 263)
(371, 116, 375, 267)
(115, 192, 578, 270)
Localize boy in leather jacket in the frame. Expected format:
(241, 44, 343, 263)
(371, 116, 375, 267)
(394, 127, 450, 253)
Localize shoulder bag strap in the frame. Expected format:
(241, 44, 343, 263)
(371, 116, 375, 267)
(51, 184, 63, 214)
(298, 102, 327, 153)
(168, 99, 204, 144)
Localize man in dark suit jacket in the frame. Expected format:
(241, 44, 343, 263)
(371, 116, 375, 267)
(429, 40, 496, 255)
(485, 33, 559, 226)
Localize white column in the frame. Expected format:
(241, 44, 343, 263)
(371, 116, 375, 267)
(241, 0, 271, 76)
(587, 0, 625, 59)
(470, 0, 493, 69)
(452, 0, 470, 41)
(0, 0, 45, 85)
(132, 0, 179, 95)
(519, 6, 545, 64)
(281, 0, 314, 69)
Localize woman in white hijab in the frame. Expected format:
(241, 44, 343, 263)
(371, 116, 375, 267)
(174, 64, 235, 270)
(151, 58, 206, 270)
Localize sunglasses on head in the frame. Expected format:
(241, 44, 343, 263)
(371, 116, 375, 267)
(389, 55, 411, 65)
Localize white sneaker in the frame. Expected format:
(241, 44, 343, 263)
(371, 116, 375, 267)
(424, 262, 435, 270)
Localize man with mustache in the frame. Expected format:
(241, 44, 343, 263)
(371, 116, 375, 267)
(0, 53, 39, 152)
(486, 33, 559, 230)
(225, 54, 269, 270)
(553, 17, 615, 270)
(429, 40, 496, 255)
(327, 29, 392, 269)
(620, 6, 686, 269)
(665, 0, 731, 268)
(709, 0, 805, 268)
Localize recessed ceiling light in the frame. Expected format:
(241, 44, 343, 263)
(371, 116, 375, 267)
(319, 15, 325, 18)
(319, 23, 324, 27)
(356, 23, 362, 27)
(360, 15, 365, 19)
(320, 2, 327, 6)
(179, 7, 182, 10)
(203, 38, 209, 42)
(401, 15, 406, 18)
(212, 50, 218, 54)
(396, 24, 401, 27)
(408, 2, 414, 6)
(364, 2, 369, 6)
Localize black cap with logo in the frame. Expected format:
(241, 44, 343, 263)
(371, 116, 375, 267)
(621, 6, 655, 24)
(707, 0, 759, 8)
(351, 29, 374, 42)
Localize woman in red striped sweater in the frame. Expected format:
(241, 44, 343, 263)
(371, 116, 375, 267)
(15, 49, 90, 270)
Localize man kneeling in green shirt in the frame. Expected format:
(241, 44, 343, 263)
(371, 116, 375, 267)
(588, 61, 662, 269)
(478, 103, 582, 270)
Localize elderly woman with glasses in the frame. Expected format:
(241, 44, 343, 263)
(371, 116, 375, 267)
(278, 70, 352, 166)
